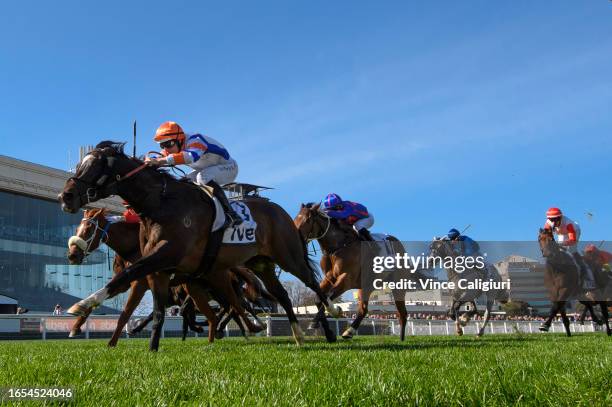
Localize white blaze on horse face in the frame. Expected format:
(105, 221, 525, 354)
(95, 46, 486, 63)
(78, 154, 96, 174)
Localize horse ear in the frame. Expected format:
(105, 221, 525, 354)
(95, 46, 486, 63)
(313, 203, 321, 211)
(301, 203, 305, 208)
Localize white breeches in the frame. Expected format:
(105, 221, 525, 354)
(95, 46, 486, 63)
(353, 214, 374, 232)
(187, 159, 238, 186)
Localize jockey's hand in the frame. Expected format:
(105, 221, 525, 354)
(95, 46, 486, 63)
(145, 157, 164, 167)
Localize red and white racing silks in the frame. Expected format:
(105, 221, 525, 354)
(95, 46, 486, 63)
(544, 216, 581, 251)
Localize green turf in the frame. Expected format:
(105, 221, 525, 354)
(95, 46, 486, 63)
(0, 333, 610, 406)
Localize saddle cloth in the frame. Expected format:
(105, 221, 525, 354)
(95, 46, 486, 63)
(211, 199, 258, 244)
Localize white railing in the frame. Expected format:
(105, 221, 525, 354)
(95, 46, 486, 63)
(0, 314, 602, 340)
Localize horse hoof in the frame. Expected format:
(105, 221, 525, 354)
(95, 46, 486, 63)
(456, 330, 463, 336)
(308, 322, 320, 330)
(257, 322, 267, 331)
(68, 329, 81, 338)
(215, 331, 225, 340)
(538, 325, 549, 332)
(341, 334, 353, 340)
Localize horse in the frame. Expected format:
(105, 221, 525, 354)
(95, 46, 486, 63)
(294, 203, 413, 341)
(537, 228, 611, 336)
(580, 249, 612, 326)
(67, 208, 215, 344)
(59, 141, 334, 349)
(429, 238, 508, 337)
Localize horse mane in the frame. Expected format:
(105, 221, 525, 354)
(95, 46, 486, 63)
(95, 140, 127, 153)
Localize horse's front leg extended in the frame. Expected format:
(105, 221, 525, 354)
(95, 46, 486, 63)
(68, 241, 182, 315)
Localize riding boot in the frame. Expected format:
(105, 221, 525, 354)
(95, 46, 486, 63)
(357, 228, 374, 242)
(573, 253, 596, 300)
(206, 180, 243, 227)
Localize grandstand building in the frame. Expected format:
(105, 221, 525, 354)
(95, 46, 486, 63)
(0, 154, 123, 313)
(495, 255, 550, 315)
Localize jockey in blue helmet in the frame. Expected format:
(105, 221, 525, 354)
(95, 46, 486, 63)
(446, 228, 481, 257)
(322, 193, 374, 241)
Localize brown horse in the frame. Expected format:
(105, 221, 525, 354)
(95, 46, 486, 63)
(59, 141, 333, 350)
(537, 228, 611, 336)
(68, 208, 274, 342)
(294, 203, 412, 340)
(67, 208, 219, 345)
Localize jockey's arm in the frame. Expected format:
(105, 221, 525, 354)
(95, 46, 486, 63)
(563, 224, 578, 247)
(325, 207, 352, 220)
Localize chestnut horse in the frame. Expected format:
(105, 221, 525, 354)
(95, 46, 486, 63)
(294, 203, 412, 341)
(537, 228, 611, 336)
(59, 141, 333, 350)
(67, 208, 219, 344)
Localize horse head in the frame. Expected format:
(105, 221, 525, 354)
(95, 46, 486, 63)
(294, 202, 329, 242)
(67, 208, 109, 265)
(537, 227, 557, 258)
(59, 141, 138, 213)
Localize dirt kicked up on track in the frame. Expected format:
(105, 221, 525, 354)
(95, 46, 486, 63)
(1, 334, 610, 406)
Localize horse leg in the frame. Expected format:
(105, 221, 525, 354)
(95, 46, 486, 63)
(147, 273, 170, 351)
(69, 309, 92, 338)
(183, 282, 217, 343)
(460, 301, 477, 327)
(342, 290, 369, 339)
(477, 299, 493, 338)
(578, 302, 589, 325)
(207, 268, 263, 335)
(109, 281, 148, 346)
(597, 301, 611, 336)
(581, 301, 601, 325)
(452, 301, 463, 335)
(129, 313, 153, 335)
(250, 260, 312, 345)
(392, 291, 407, 341)
(559, 302, 571, 337)
(215, 310, 234, 339)
(540, 302, 560, 332)
(448, 300, 457, 321)
(309, 273, 334, 329)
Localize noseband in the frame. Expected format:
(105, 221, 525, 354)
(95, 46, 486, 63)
(68, 216, 111, 257)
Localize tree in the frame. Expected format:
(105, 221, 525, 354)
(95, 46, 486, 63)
(282, 281, 318, 307)
(501, 300, 530, 317)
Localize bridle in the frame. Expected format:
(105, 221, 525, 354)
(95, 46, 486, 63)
(305, 209, 331, 242)
(68, 151, 147, 205)
(68, 214, 112, 257)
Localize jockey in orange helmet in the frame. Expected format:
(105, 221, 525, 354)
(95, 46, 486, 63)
(544, 207, 596, 293)
(145, 121, 242, 226)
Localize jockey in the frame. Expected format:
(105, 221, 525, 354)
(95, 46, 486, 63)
(445, 228, 481, 257)
(145, 121, 242, 227)
(544, 207, 596, 292)
(584, 244, 612, 273)
(322, 193, 374, 241)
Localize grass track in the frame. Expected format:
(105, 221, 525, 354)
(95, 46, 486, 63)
(1, 334, 611, 406)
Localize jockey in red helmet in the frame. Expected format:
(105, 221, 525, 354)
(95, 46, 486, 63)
(145, 121, 242, 227)
(544, 207, 596, 294)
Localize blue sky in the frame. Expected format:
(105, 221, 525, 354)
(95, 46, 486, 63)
(1, 1, 611, 242)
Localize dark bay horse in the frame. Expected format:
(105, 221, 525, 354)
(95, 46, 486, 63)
(59, 141, 332, 349)
(294, 203, 411, 341)
(67, 208, 274, 342)
(537, 228, 611, 336)
(429, 238, 508, 337)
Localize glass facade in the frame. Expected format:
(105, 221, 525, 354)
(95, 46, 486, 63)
(0, 190, 122, 312)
